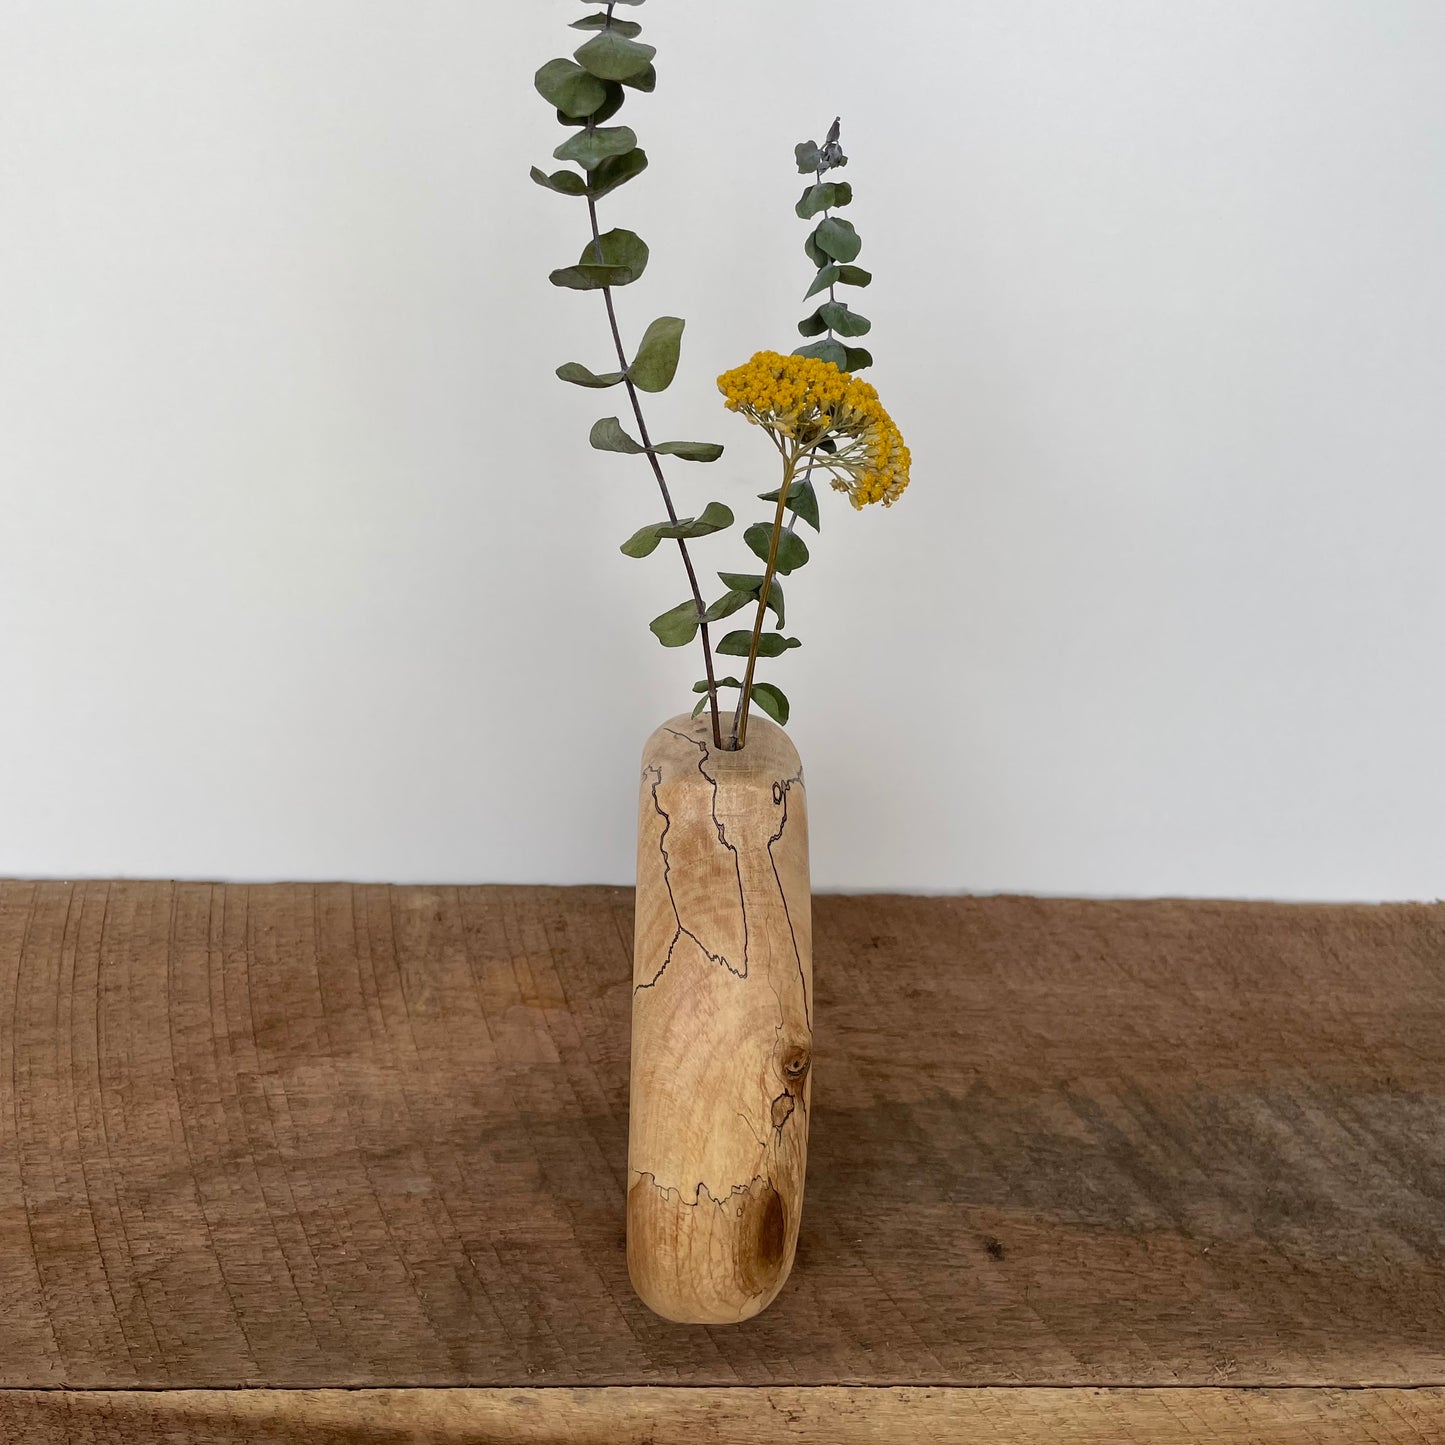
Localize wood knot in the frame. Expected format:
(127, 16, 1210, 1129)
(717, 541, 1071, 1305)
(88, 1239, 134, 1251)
(781, 1048, 810, 1084)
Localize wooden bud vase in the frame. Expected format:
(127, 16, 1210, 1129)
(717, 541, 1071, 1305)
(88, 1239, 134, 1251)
(627, 711, 812, 1324)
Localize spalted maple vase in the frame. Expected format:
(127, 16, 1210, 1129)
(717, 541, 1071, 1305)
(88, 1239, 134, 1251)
(628, 712, 812, 1324)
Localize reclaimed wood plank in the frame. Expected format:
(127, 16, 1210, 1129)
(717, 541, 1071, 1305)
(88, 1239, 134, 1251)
(2, 1387, 1443, 1444)
(2, 882, 1443, 1388)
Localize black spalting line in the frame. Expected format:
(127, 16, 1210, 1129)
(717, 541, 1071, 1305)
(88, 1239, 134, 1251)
(631, 1169, 770, 1211)
(633, 745, 747, 994)
(767, 768, 810, 1030)
(634, 729, 750, 996)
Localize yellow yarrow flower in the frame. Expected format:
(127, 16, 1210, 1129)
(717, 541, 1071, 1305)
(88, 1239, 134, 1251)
(717, 351, 910, 508)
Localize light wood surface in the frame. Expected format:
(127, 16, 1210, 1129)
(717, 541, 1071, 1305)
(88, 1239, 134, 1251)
(3, 1386, 1442, 1443)
(629, 714, 811, 1324)
(2, 880, 1443, 1440)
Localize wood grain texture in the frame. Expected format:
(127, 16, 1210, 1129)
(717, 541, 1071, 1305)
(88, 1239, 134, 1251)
(1, 882, 1443, 1389)
(629, 714, 811, 1324)
(3, 1387, 1444, 1444)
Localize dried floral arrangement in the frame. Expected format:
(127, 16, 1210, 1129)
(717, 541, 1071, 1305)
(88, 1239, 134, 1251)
(531, 1, 910, 751)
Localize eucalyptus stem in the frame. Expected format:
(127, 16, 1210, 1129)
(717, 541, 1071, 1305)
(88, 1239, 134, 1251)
(730, 452, 799, 749)
(584, 194, 724, 748)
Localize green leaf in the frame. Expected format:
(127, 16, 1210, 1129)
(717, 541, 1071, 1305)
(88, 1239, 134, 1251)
(804, 265, 839, 300)
(530, 166, 588, 197)
(570, 14, 643, 37)
(758, 476, 821, 532)
(844, 346, 874, 372)
(817, 301, 871, 337)
(703, 590, 754, 623)
(813, 216, 862, 263)
(549, 262, 633, 290)
(795, 140, 822, 174)
(535, 59, 609, 118)
(797, 309, 828, 339)
(554, 80, 626, 127)
(575, 31, 656, 82)
(590, 416, 645, 454)
(652, 439, 724, 462)
(621, 64, 657, 93)
(568, 226, 649, 285)
(629, 316, 684, 393)
(804, 229, 830, 269)
(556, 361, 626, 388)
(716, 631, 802, 658)
(554, 125, 638, 170)
(744, 523, 809, 575)
(649, 600, 702, 648)
(693, 677, 743, 718)
(621, 501, 734, 557)
(588, 147, 648, 200)
(795, 181, 853, 219)
(666, 500, 733, 536)
(793, 339, 849, 370)
(805, 263, 874, 300)
(750, 682, 790, 726)
(718, 571, 784, 627)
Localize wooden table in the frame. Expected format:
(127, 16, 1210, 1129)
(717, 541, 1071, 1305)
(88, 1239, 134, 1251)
(2, 882, 1443, 1441)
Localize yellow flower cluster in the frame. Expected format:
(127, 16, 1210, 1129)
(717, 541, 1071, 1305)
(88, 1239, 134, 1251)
(716, 351, 911, 508)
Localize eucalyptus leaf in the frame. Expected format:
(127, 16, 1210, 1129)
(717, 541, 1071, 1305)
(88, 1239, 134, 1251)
(530, 166, 588, 197)
(844, 346, 874, 372)
(588, 147, 648, 200)
(817, 301, 871, 337)
(652, 439, 723, 462)
(577, 226, 649, 280)
(703, 590, 754, 623)
(549, 262, 633, 290)
(649, 600, 702, 648)
(534, 59, 609, 118)
(804, 265, 840, 300)
(556, 361, 626, 388)
(716, 631, 802, 658)
(758, 476, 820, 532)
(806, 262, 872, 298)
(629, 316, 684, 393)
(621, 63, 657, 92)
(750, 682, 790, 726)
(803, 229, 830, 269)
(665, 500, 733, 536)
(570, 14, 643, 37)
(554, 124, 638, 170)
(744, 522, 809, 575)
(574, 31, 656, 81)
(691, 674, 744, 719)
(618, 503, 730, 562)
(793, 339, 849, 370)
(795, 181, 853, 219)
(813, 216, 862, 263)
(795, 140, 822, 174)
(590, 416, 645, 454)
(554, 80, 626, 127)
(718, 571, 785, 627)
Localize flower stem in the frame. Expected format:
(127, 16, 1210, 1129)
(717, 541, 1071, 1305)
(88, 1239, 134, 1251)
(730, 452, 797, 750)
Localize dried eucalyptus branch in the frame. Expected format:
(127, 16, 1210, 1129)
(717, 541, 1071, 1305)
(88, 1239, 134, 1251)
(531, 0, 730, 747)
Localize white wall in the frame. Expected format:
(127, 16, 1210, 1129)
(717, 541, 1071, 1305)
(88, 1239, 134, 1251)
(1, 1, 1442, 899)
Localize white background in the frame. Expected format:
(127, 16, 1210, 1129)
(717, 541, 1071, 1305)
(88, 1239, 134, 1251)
(1, 1, 1442, 898)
